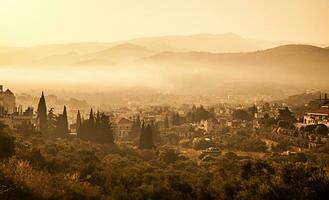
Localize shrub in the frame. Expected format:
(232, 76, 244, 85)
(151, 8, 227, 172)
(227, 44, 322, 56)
(178, 139, 192, 148)
(315, 124, 328, 136)
(159, 148, 180, 164)
(192, 138, 216, 150)
(0, 129, 15, 159)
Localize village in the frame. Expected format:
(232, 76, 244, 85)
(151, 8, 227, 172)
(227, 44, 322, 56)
(1, 84, 329, 158)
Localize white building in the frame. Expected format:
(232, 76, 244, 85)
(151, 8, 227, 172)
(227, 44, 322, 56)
(303, 106, 329, 127)
(0, 85, 16, 115)
(113, 117, 133, 139)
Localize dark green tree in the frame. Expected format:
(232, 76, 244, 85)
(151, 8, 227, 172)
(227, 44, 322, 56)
(315, 124, 328, 135)
(139, 123, 155, 150)
(37, 92, 48, 134)
(55, 106, 69, 138)
(47, 108, 57, 135)
(232, 109, 251, 121)
(76, 110, 82, 132)
(187, 105, 213, 122)
(88, 109, 95, 128)
(139, 122, 146, 149)
(131, 116, 141, 140)
(175, 113, 180, 125)
(97, 113, 114, 143)
(0, 122, 15, 159)
(77, 110, 113, 144)
(164, 115, 169, 128)
(248, 105, 258, 117)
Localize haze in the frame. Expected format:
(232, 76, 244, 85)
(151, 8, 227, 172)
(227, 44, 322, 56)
(1, 0, 329, 104)
(1, 0, 329, 46)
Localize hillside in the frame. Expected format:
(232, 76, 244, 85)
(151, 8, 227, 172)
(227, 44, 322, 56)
(141, 44, 329, 70)
(74, 43, 153, 65)
(0, 33, 291, 65)
(127, 33, 260, 52)
(140, 45, 329, 86)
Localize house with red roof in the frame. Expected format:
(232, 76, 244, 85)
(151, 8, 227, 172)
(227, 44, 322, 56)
(113, 117, 133, 139)
(303, 106, 329, 127)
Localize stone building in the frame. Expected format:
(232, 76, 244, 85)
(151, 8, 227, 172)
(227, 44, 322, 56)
(0, 85, 16, 115)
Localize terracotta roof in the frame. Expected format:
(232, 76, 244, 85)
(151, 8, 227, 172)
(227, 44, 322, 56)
(309, 107, 329, 115)
(117, 118, 132, 124)
(3, 89, 14, 95)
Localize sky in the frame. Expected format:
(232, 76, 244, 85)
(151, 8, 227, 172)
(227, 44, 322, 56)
(1, 0, 329, 46)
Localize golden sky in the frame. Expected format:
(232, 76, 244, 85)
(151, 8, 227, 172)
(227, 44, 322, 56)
(1, 0, 329, 46)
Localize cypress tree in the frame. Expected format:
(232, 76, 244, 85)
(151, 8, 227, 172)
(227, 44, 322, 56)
(37, 92, 48, 134)
(131, 116, 141, 138)
(62, 106, 69, 134)
(139, 121, 146, 149)
(139, 122, 154, 150)
(164, 115, 169, 128)
(176, 113, 180, 125)
(145, 124, 155, 149)
(99, 113, 114, 144)
(172, 113, 176, 126)
(47, 108, 57, 135)
(76, 110, 82, 132)
(95, 111, 101, 128)
(89, 109, 95, 128)
(55, 106, 69, 138)
(77, 110, 114, 144)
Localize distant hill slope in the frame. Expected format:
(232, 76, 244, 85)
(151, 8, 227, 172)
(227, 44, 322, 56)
(76, 43, 153, 65)
(36, 43, 153, 66)
(0, 33, 292, 65)
(140, 44, 329, 86)
(142, 44, 328, 67)
(127, 33, 260, 52)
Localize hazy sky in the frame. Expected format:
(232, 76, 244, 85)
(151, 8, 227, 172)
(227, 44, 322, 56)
(1, 0, 329, 46)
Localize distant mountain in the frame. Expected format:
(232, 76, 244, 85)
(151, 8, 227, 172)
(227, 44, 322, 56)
(142, 44, 327, 66)
(140, 44, 329, 86)
(0, 33, 293, 65)
(37, 51, 80, 65)
(10, 43, 153, 66)
(0, 42, 117, 65)
(75, 43, 153, 65)
(127, 33, 260, 52)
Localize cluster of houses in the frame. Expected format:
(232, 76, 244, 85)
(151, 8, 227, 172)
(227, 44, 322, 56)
(302, 94, 329, 127)
(2, 84, 329, 148)
(0, 85, 34, 130)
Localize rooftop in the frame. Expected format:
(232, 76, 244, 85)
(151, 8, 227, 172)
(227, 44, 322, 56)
(308, 106, 329, 115)
(117, 117, 133, 124)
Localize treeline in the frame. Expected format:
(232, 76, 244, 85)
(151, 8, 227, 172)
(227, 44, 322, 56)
(77, 109, 114, 144)
(37, 92, 69, 138)
(36, 92, 155, 148)
(36, 92, 115, 144)
(132, 117, 156, 149)
(187, 105, 214, 123)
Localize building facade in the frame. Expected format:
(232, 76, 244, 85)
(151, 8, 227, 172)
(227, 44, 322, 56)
(113, 117, 133, 139)
(0, 85, 16, 115)
(303, 106, 329, 127)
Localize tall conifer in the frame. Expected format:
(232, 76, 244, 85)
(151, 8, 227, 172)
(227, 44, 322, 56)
(76, 110, 82, 132)
(89, 109, 95, 127)
(62, 106, 69, 134)
(37, 92, 48, 134)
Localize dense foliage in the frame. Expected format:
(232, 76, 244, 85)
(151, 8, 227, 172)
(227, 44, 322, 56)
(77, 109, 114, 144)
(1, 120, 329, 199)
(139, 124, 155, 149)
